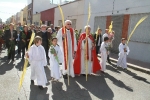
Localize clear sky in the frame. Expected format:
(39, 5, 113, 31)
(0, 0, 27, 22)
(0, 0, 72, 22)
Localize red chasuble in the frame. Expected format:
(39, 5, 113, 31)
(74, 33, 101, 74)
(62, 27, 75, 70)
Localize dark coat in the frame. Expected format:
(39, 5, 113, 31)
(4, 29, 17, 48)
(94, 34, 102, 46)
(18, 31, 27, 46)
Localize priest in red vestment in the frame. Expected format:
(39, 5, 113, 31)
(74, 25, 101, 75)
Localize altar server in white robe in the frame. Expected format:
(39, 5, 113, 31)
(48, 37, 63, 81)
(102, 29, 112, 64)
(117, 38, 130, 70)
(100, 37, 109, 73)
(26, 36, 47, 90)
(56, 20, 77, 79)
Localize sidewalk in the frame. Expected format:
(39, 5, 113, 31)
(98, 53, 150, 74)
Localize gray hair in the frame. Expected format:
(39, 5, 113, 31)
(47, 28, 52, 30)
(41, 24, 47, 28)
(65, 20, 72, 25)
(84, 25, 91, 30)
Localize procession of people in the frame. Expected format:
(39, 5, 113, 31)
(0, 20, 130, 90)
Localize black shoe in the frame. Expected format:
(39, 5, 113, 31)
(31, 80, 34, 85)
(101, 71, 105, 74)
(115, 64, 118, 67)
(44, 66, 47, 68)
(108, 61, 112, 64)
(63, 75, 68, 79)
(38, 86, 44, 90)
(81, 74, 86, 76)
(22, 55, 24, 59)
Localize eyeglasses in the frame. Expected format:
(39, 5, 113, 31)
(67, 24, 71, 25)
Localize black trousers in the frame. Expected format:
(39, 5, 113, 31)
(17, 41, 21, 54)
(18, 41, 26, 57)
(43, 44, 48, 58)
(21, 45, 25, 58)
(107, 55, 111, 62)
(8, 46, 15, 61)
(96, 45, 100, 54)
(25, 42, 29, 51)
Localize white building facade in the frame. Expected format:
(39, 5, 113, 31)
(54, 0, 150, 63)
(33, 0, 56, 15)
(54, 0, 85, 30)
(32, 13, 41, 26)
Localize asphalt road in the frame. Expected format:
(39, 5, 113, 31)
(0, 49, 150, 100)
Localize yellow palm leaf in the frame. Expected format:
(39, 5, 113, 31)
(19, 31, 35, 91)
(109, 21, 113, 33)
(127, 16, 148, 44)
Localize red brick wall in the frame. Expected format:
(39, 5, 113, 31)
(41, 8, 55, 25)
(122, 14, 130, 39)
(106, 16, 111, 29)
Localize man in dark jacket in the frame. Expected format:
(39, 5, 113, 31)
(94, 28, 102, 55)
(36, 24, 50, 58)
(50, 24, 55, 33)
(18, 25, 29, 58)
(24, 25, 31, 50)
(4, 23, 17, 61)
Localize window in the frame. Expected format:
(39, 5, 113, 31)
(28, 10, 31, 19)
(42, 21, 45, 24)
(47, 21, 51, 26)
(36, 22, 39, 25)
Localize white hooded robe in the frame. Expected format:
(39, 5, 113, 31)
(28, 44, 47, 86)
(117, 43, 130, 68)
(48, 45, 63, 80)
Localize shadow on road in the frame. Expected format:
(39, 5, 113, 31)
(15, 59, 24, 71)
(44, 67, 51, 81)
(29, 85, 49, 100)
(0, 56, 15, 75)
(74, 74, 114, 100)
(105, 73, 133, 92)
(123, 70, 150, 84)
(107, 64, 121, 74)
(52, 79, 92, 100)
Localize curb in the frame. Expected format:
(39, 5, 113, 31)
(98, 54, 150, 75)
(110, 57, 150, 75)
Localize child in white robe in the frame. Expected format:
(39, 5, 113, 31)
(117, 38, 130, 70)
(48, 37, 63, 81)
(26, 36, 47, 90)
(100, 37, 109, 74)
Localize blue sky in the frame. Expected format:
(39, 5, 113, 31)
(0, 0, 72, 22)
